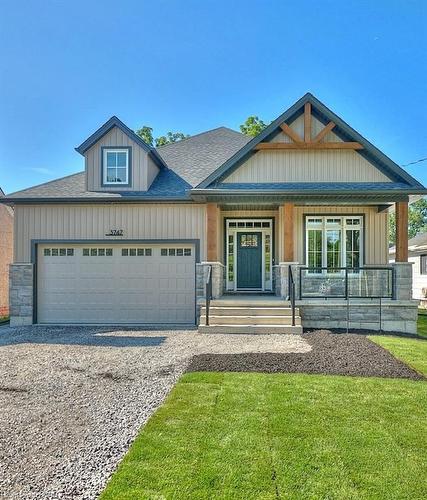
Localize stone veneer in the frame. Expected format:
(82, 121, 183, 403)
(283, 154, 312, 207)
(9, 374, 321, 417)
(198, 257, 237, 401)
(275, 261, 418, 334)
(9, 263, 33, 326)
(196, 262, 225, 299)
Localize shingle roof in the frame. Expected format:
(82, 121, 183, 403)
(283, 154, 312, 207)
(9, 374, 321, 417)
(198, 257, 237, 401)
(5, 169, 192, 200)
(390, 232, 427, 254)
(5, 127, 249, 201)
(156, 127, 250, 187)
(213, 182, 412, 192)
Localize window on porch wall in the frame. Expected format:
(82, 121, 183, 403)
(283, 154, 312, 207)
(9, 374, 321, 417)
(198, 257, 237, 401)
(306, 216, 362, 271)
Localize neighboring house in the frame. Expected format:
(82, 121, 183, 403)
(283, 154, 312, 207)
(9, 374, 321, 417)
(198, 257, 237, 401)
(2, 93, 426, 333)
(390, 232, 427, 303)
(0, 188, 13, 317)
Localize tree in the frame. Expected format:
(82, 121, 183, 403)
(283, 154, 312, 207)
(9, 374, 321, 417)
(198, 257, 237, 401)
(155, 131, 190, 147)
(239, 115, 267, 137)
(135, 126, 154, 146)
(389, 198, 427, 245)
(135, 126, 189, 147)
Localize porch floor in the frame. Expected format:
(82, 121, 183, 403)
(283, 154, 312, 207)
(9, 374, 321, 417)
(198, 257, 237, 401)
(198, 294, 285, 307)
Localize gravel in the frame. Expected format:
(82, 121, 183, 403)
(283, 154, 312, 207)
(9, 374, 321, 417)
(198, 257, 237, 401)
(0, 325, 309, 499)
(187, 330, 425, 380)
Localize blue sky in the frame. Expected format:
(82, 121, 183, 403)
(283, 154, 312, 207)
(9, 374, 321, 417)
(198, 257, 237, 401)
(1, 0, 426, 194)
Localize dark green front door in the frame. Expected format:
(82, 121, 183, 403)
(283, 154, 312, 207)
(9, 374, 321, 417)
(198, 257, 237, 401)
(237, 232, 262, 289)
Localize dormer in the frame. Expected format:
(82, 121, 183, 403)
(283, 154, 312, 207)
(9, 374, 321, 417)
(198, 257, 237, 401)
(75, 116, 166, 192)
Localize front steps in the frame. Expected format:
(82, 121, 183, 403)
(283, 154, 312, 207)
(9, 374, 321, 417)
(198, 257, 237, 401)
(198, 296, 303, 334)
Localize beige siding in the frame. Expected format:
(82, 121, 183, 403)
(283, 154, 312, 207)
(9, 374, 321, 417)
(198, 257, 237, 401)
(85, 126, 157, 191)
(291, 206, 388, 265)
(224, 114, 391, 184)
(14, 204, 206, 262)
(147, 155, 160, 189)
(409, 254, 427, 299)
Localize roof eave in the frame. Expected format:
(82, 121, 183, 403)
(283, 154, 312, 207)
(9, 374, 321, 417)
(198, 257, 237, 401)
(0, 196, 193, 204)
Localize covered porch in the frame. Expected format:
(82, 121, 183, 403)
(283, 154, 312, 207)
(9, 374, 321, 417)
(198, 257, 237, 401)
(196, 199, 417, 334)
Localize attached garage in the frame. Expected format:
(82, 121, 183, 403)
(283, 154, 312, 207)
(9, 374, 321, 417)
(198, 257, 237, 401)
(36, 243, 196, 324)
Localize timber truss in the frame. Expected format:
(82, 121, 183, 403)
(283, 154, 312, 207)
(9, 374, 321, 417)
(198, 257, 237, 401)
(254, 103, 363, 150)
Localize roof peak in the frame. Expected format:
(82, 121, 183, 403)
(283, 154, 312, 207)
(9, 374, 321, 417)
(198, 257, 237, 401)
(155, 126, 243, 150)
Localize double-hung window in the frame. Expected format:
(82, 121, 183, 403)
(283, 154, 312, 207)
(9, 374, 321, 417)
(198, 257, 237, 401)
(306, 216, 363, 272)
(103, 149, 130, 185)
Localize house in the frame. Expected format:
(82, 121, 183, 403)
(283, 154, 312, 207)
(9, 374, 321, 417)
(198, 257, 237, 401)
(390, 232, 427, 305)
(0, 188, 13, 317)
(2, 93, 426, 333)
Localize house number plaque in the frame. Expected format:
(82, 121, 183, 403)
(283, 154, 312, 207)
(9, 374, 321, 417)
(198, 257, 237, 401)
(105, 229, 124, 236)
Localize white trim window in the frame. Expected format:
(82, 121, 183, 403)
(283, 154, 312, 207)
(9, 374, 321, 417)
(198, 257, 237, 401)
(103, 149, 129, 185)
(306, 216, 363, 272)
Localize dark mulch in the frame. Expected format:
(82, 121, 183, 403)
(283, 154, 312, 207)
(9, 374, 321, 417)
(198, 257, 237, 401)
(187, 331, 424, 380)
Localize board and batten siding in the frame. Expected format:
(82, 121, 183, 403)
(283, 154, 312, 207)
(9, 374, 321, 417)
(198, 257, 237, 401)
(288, 205, 389, 265)
(14, 204, 206, 263)
(224, 114, 391, 184)
(409, 254, 427, 299)
(85, 126, 159, 192)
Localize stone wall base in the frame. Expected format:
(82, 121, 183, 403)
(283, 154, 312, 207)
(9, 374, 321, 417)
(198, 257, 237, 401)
(9, 263, 33, 327)
(196, 262, 225, 299)
(299, 300, 418, 334)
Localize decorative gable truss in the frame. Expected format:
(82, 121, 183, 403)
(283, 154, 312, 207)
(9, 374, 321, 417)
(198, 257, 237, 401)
(195, 93, 424, 190)
(255, 103, 363, 151)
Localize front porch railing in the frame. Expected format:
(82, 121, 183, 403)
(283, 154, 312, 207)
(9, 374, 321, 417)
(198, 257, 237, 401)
(205, 265, 213, 326)
(299, 267, 395, 300)
(288, 265, 296, 326)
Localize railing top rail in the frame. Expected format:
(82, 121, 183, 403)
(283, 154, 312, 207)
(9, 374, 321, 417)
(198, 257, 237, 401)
(299, 266, 393, 271)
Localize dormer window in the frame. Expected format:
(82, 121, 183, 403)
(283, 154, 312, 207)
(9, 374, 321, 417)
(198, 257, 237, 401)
(102, 147, 131, 186)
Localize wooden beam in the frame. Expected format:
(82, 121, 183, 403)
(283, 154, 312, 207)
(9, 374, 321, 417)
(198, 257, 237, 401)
(206, 203, 218, 261)
(279, 123, 303, 143)
(304, 102, 311, 143)
(395, 201, 408, 262)
(283, 203, 294, 262)
(254, 142, 363, 150)
(312, 121, 336, 143)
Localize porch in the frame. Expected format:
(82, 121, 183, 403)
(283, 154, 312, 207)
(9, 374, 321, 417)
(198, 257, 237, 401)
(196, 201, 418, 334)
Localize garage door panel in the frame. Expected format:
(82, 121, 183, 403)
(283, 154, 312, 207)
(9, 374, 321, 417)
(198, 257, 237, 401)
(37, 244, 195, 324)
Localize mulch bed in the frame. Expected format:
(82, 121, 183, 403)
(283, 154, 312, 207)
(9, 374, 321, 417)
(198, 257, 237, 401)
(187, 331, 424, 380)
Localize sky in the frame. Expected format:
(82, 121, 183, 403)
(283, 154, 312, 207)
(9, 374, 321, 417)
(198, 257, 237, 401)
(0, 0, 426, 194)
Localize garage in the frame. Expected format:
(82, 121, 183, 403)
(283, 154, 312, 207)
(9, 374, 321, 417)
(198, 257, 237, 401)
(36, 243, 196, 324)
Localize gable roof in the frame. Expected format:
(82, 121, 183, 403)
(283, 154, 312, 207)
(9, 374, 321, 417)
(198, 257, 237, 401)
(195, 93, 425, 189)
(390, 231, 427, 255)
(156, 127, 250, 187)
(75, 115, 167, 169)
(3, 169, 192, 202)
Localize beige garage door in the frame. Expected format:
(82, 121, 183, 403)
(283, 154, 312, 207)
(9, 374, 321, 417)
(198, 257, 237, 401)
(37, 243, 195, 324)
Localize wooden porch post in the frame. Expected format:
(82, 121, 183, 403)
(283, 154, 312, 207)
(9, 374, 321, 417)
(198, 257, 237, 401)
(283, 203, 295, 261)
(395, 201, 408, 262)
(206, 203, 218, 261)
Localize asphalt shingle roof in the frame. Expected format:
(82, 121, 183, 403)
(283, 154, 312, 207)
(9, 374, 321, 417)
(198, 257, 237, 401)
(6, 127, 249, 200)
(156, 127, 250, 187)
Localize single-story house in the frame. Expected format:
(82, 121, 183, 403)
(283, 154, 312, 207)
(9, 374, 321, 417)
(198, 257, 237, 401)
(2, 93, 426, 333)
(390, 232, 427, 305)
(0, 188, 13, 317)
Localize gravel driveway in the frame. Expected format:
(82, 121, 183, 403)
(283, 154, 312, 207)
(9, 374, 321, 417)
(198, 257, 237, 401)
(0, 325, 308, 499)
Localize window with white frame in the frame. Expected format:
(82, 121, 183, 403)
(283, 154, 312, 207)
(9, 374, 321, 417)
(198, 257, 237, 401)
(306, 216, 363, 271)
(103, 149, 129, 185)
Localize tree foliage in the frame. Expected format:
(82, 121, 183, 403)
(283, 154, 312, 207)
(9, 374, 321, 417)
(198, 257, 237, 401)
(389, 199, 427, 245)
(155, 131, 190, 147)
(136, 126, 189, 147)
(239, 116, 267, 137)
(135, 126, 154, 147)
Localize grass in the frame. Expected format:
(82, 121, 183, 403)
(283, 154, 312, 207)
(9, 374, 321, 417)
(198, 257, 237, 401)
(417, 309, 427, 338)
(101, 351, 427, 499)
(369, 334, 427, 377)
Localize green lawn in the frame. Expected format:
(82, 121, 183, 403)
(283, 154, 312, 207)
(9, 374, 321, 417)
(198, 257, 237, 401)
(418, 309, 427, 338)
(102, 339, 427, 500)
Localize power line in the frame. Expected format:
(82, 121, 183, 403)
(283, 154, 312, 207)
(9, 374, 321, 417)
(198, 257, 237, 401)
(401, 157, 427, 167)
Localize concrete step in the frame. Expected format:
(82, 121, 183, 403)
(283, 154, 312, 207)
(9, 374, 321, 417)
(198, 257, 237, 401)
(209, 298, 288, 307)
(198, 324, 303, 334)
(200, 306, 299, 317)
(199, 315, 301, 326)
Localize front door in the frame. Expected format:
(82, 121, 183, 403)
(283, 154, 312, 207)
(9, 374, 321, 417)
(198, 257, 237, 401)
(237, 232, 262, 289)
